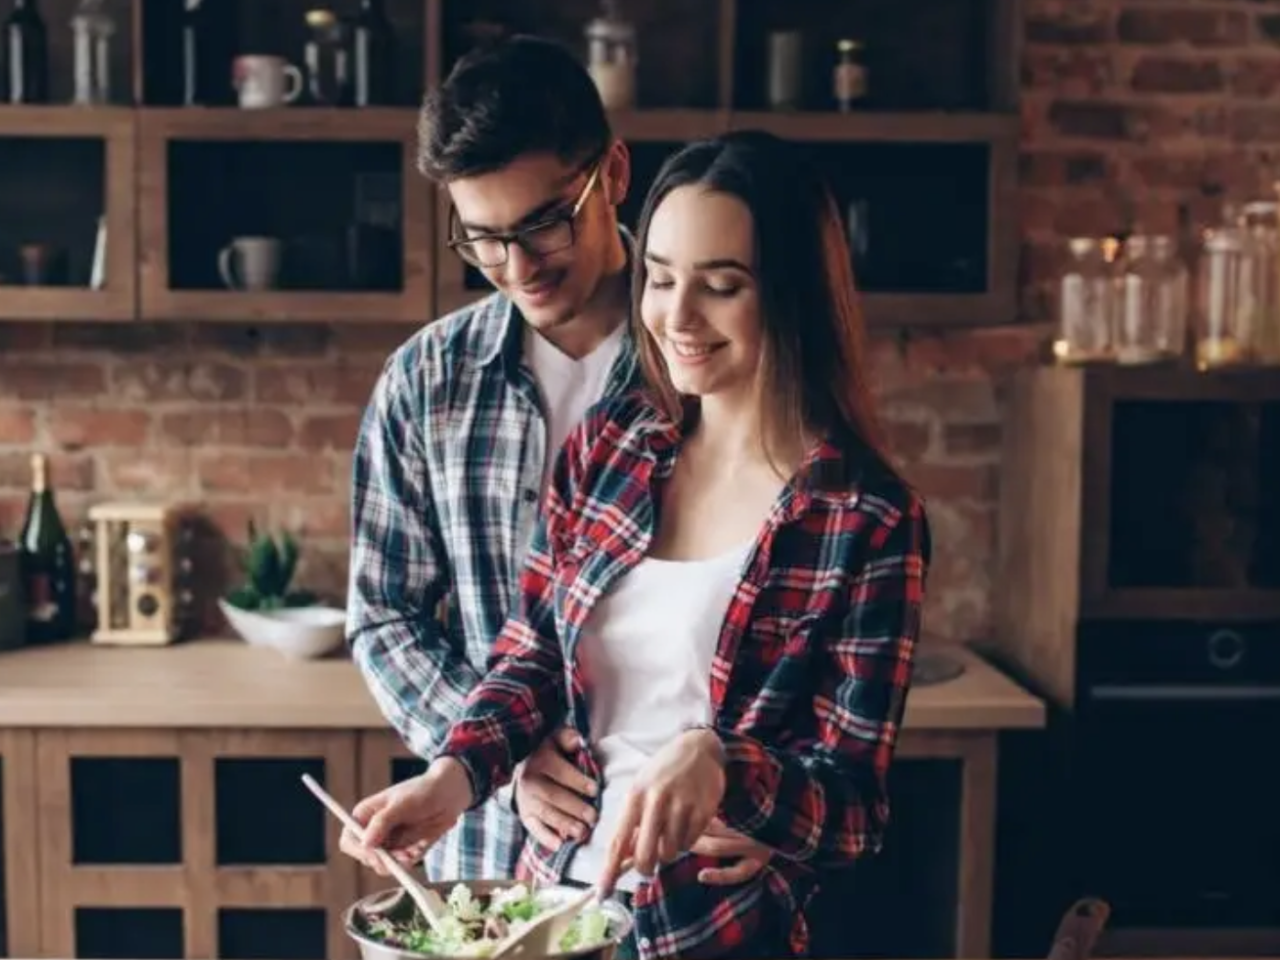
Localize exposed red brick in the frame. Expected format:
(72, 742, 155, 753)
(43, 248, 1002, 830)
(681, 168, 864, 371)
(1230, 58, 1280, 98)
(253, 363, 381, 406)
(271, 498, 352, 539)
(158, 409, 294, 447)
(1023, 48, 1115, 94)
(99, 450, 194, 495)
(0, 452, 93, 492)
(902, 463, 998, 501)
(1116, 8, 1248, 47)
(1021, 150, 1110, 188)
(112, 360, 249, 403)
(1025, 10, 1112, 46)
(0, 408, 37, 445)
(943, 423, 1004, 458)
(0, 494, 26, 532)
(1230, 105, 1280, 142)
(1131, 56, 1224, 94)
(47, 408, 152, 449)
(297, 413, 363, 451)
(0, 361, 106, 401)
(883, 421, 933, 463)
(196, 452, 337, 495)
(0, 322, 51, 352)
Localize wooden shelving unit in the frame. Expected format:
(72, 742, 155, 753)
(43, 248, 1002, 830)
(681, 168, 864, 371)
(0, 0, 1020, 327)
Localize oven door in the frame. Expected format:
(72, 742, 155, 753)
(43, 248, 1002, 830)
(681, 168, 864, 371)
(1076, 622, 1280, 930)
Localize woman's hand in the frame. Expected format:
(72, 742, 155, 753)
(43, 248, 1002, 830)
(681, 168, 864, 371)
(690, 817, 771, 885)
(339, 757, 474, 874)
(598, 729, 726, 894)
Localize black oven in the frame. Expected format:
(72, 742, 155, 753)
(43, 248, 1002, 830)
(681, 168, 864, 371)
(1074, 621, 1280, 930)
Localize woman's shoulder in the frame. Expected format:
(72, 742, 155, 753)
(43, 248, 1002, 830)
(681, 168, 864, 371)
(567, 389, 673, 463)
(811, 440, 931, 546)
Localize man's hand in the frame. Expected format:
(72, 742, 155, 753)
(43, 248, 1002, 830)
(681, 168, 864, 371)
(514, 726, 598, 849)
(690, 817, 771, 885)
(338, 757, 473, 874)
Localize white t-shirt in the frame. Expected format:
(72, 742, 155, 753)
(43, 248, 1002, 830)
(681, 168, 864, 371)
(565, 543, 751, 891)
(524, 322, 626, 499)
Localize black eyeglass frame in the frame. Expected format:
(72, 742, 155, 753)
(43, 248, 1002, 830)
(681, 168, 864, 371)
(446, 157, 605, 268)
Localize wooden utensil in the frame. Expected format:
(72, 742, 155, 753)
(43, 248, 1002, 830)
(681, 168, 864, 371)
(490, 885, 600, 960)
(299, 773, 450, 936)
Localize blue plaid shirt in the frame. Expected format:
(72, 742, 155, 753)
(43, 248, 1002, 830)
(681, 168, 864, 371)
(346, 289, 639, 881)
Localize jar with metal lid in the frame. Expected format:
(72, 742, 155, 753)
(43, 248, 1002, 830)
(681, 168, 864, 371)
(1116, 234, 1187, 364)
(302, 8, 351, 106)
(584, 0, 636, 111)
(1055, 236, 1118, 364)
(833, 38, 866, 111)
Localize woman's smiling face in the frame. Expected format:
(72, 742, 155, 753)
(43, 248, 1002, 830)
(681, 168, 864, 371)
(639, 185, 763, 402)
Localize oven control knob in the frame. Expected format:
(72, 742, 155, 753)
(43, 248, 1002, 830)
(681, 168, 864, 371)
(1206, 628, 1246, 670)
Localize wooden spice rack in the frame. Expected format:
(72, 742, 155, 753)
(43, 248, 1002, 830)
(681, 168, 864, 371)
(0, 0, 1021, 329)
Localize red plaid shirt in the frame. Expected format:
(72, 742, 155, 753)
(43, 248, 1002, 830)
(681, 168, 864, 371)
(439, 392, 931, 959)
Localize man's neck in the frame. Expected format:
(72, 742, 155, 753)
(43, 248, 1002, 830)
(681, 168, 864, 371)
(533, 230, 630, 359)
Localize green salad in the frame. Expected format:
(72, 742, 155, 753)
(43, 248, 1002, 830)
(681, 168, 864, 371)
(362, 883, 613, 957)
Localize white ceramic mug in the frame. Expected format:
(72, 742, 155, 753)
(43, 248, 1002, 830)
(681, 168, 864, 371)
(218, 237, 281, 291)
(232, 55, 303, 109)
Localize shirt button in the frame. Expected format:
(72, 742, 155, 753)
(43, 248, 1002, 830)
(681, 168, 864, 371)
(522, 488, 538, 504)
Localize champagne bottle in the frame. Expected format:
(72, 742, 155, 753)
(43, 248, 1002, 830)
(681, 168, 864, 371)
(18, 453, 77, 643)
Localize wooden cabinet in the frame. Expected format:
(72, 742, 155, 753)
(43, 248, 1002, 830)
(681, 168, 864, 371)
(1, 728, 417, 960)
(0, 0, 1021, 329)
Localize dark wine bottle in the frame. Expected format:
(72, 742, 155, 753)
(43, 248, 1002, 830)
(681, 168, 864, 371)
(3, 0, 50, 104)
(352, 0, 393, 106)
(18, 453, 77, 643)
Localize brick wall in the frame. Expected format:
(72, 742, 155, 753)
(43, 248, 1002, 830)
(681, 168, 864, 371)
(1, 0, 1271, 641)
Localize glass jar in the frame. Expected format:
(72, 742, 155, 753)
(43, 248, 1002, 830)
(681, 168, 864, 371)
(1195, 225, 1248, 370)
(1116, 234, 1187, 364)
(1055, 236, 1117, 364)
(303, 8, 352, 106)
(70, 0, 115, 105)
(833, 38, 866, 111)
(1240, 200, 1280, 364)
(584, 0, 636, 111)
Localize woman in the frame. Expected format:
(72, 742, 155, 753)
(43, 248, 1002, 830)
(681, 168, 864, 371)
(340, 131, 931, 960)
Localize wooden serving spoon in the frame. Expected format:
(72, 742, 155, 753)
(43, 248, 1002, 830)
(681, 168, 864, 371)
(299, 773, 451, 937)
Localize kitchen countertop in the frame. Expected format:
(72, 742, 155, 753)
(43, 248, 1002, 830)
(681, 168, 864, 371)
(0, 637, 1045, 731)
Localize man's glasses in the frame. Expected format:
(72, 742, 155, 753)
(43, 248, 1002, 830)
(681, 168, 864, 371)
(447, 161, 603, 269)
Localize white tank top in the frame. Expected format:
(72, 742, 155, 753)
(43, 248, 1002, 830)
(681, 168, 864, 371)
(565, 542, 751, 891)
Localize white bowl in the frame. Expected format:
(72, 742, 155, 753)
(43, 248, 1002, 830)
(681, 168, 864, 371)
(218, 598, 347, 660)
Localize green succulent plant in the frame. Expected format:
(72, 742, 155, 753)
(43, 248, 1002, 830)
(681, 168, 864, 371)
(223, 520, 319, 611)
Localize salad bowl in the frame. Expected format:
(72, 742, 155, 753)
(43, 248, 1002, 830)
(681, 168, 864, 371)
(344, 880, 634, 960)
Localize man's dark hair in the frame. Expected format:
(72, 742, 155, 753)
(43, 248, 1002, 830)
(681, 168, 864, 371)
(417, 35, 612, 182)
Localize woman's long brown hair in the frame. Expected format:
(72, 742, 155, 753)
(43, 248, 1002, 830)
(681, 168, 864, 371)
(630, 130, 897, 479)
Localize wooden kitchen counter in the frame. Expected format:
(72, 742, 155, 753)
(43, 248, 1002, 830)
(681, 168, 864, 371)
(0, 637, 1044, 730)
(0, 639, 1042, 960)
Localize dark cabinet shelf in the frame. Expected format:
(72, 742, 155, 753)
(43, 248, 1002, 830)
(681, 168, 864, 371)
(0, 0, 1019, 328)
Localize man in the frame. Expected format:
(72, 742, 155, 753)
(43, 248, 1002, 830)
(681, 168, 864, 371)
(346, 34, 766, 888)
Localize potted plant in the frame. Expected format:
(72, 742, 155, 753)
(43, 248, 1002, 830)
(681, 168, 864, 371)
(218, 521, 346, 660)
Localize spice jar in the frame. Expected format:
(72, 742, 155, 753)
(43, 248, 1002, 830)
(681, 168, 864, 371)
(833, 38, 866, 111)
(585, 0, 636, 111)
